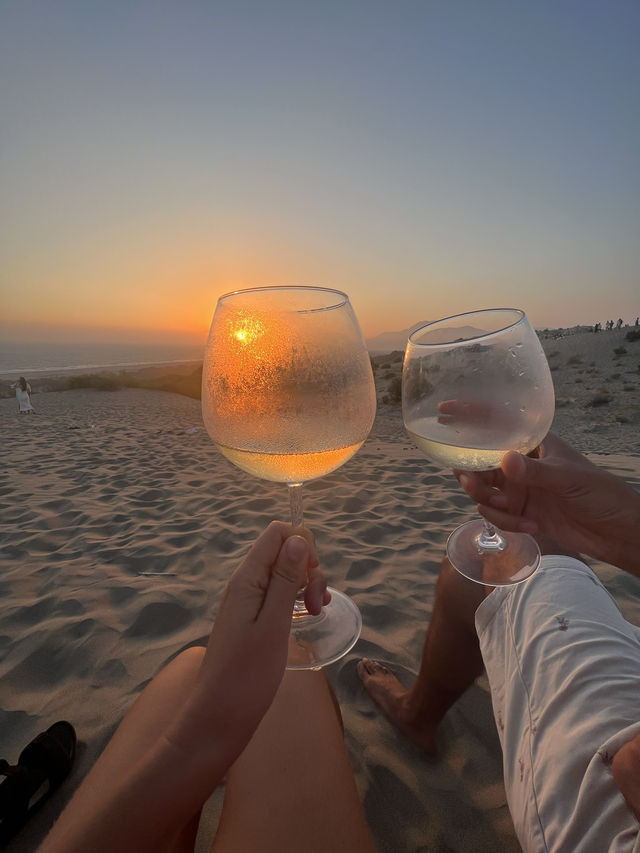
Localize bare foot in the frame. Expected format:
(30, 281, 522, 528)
(612, 732, 640, 822)
(357, 659, 437, 755)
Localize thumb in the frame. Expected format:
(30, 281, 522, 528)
(502, 451, 568, 493)
(259, 535, 310, 624)
(274, 535, 310, 584)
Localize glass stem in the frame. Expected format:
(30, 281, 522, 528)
(288, 483, 308, 616)
(288, 481, 304, 528)
(477, 519, 507, 552)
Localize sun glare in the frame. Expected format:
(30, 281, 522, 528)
(206, 306, 298, 419)
(229, 313, 267, 347)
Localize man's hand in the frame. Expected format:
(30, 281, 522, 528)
(454, 433, 640, 575)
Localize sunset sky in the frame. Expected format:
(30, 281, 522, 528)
(1, 1, 639, 345)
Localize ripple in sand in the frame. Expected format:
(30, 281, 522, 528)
(68, 617, 96, 638)
(95, 657, 128, 683)
(347, 557, 381, 581)
(57, 597, 85, 616)
(6, 597, 57, 625)
(107, 585, 138, 606)
(123, 600, 192, 638)
(6, 639, 91, 689)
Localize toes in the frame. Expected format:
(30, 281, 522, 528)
(357, 658, 389, 678)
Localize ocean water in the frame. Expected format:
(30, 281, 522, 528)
(0, 340, 205, 379)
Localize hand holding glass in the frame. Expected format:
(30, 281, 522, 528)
(402, 309, 555, 585)
(202, 286, 376, 667)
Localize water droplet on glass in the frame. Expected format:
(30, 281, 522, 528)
(504, 401, 511, 407)
(520, 406, 527, 412)
(518, 370, 526, 376)
(516, 342, 523, 348)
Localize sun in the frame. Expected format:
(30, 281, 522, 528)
(229, 314, 267, 346)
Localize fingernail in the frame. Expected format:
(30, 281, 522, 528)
(488, 493, 508, 508)
(285, 535, 308, 562)
(459, 473, 471, 489)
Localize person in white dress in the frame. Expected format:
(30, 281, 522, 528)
(12, 377, 35, 413)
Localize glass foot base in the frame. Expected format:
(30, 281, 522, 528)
(447, 519, 541, 587)
(286, 588, 362, 670)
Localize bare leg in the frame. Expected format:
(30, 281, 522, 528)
(211, 669, 375, 853)
(358, 557, 485, 754)
(50, 648, 372, 853)
(49, 646, 205, 853)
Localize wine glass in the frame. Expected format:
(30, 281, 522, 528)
(202, 285, 377, 667)
(402, 308, 555, 586)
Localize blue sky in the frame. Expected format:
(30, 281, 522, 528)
(1, 0, 638, 341)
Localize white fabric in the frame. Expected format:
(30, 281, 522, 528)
(476, 556, 640, 852)
(16, 387, 34, 412)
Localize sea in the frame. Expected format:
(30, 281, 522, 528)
(0, 340, 206, 380)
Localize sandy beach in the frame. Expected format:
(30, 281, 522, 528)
(1, 327, 639, 852)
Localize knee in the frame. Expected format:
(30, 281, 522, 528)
(612, 733, 640, 787)
(178, 644, 206, 663)
(169, 645, 206, 675)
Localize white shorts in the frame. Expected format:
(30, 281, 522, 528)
(476, 556, 640, 853)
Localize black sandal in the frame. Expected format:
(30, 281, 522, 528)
(0, 721, 76, 847)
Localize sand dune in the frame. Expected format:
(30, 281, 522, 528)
(1, 335, 639, 851)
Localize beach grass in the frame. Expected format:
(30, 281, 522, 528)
(0, 364, 204, 401)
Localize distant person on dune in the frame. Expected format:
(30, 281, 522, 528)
(11, 377, 35, 414)
(359, 432, 640, 852)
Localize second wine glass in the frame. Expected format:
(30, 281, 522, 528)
(402, 308, 555, 586)
(202, 286, 377, 667)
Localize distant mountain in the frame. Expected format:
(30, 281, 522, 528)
(366, 323, 427, 353)
(366, 322, 491, 353)
(366, 320, 588, 353)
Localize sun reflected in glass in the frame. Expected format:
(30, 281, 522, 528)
(228, 312, 266, 347)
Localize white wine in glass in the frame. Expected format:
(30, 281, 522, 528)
(202, 286, 377, 667)
(403, 308, 555, 586)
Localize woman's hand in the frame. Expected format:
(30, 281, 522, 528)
(39, 523, 330, 853)
(168, 521, 328, 764)
(454, 433, 640, 575)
